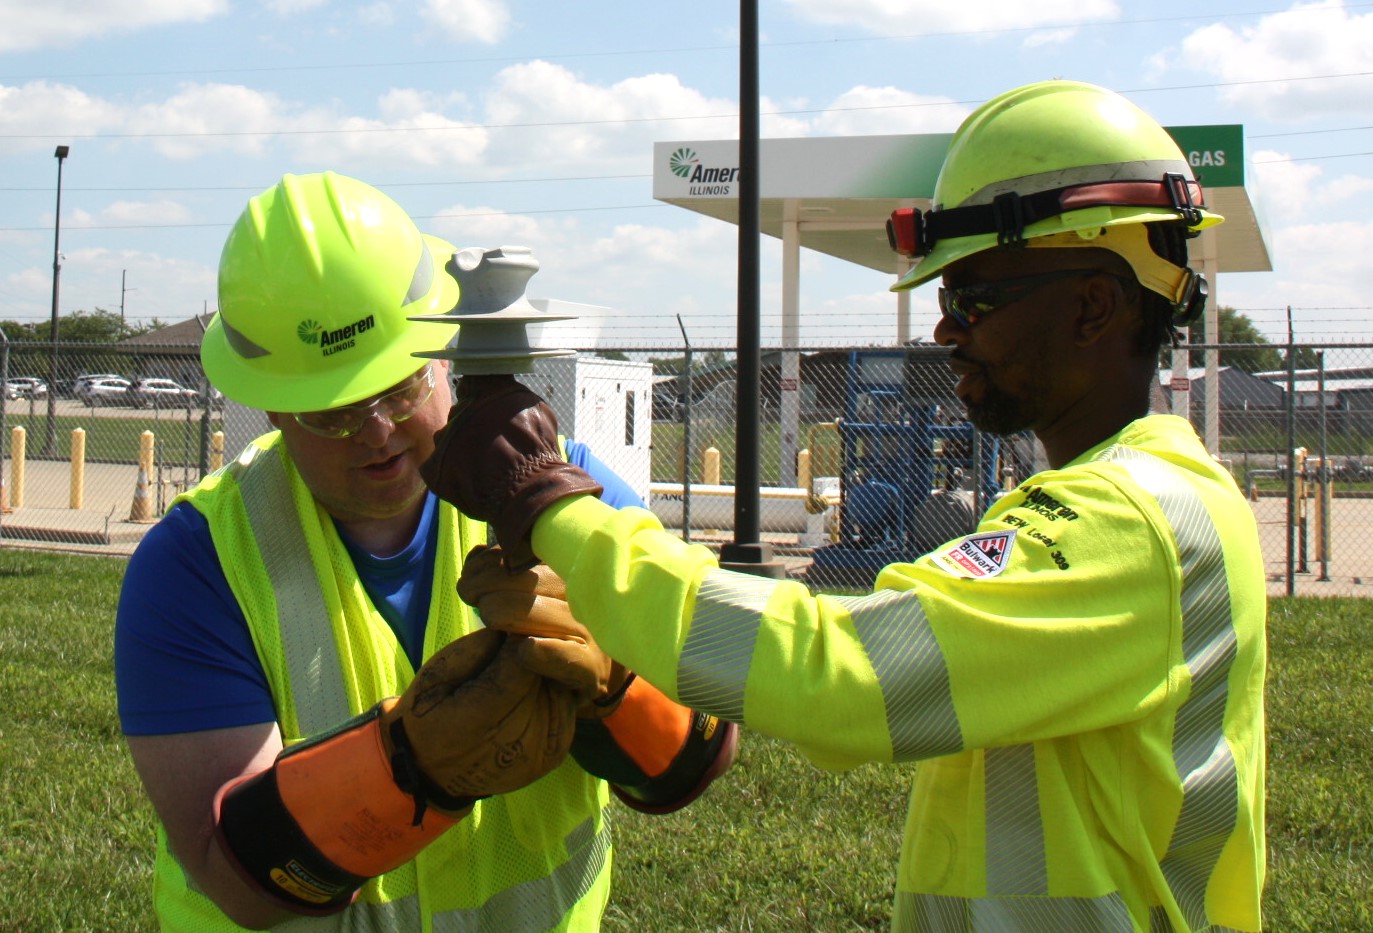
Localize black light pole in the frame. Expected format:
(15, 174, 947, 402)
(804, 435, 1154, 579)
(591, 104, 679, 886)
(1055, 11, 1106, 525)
(43, 144, 70, 457)
(719, 0, 784, 578)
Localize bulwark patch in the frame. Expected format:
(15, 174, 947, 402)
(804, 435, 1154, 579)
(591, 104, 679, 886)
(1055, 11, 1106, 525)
(932, 530, 1016, 579)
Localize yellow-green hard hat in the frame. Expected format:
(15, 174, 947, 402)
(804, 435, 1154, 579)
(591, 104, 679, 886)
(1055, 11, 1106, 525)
(202, 171, 460, 412)
(890, 80, 1223, 293)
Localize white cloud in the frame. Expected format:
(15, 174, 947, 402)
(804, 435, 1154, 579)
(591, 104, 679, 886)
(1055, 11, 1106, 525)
(125, 84, 287, 159)
(1251, 148, 1373, 221)
(358, 1, 396, 29)
(0, 82, 123, 155)
(1249, 149, 1326, 219)
(780, 0, 1118, 36)
(419, 0, 510, 44)
(1219, 219, 1373, 341)
(0, 0, 228, 53)
(481, 62, 744, 173)
(58, 247, 217, 321)
(259, 0, 329, 14)
(811, 86, 969, 136)
(292, 99, 491, 168)
(1178, 1, 1373, 121)
(424, 203, 553, 247)
(97, 200, 194, 227)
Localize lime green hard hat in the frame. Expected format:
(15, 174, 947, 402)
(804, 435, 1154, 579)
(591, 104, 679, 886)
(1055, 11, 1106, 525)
(201, 172, 460, 412)
(890, 80, 1223, 295)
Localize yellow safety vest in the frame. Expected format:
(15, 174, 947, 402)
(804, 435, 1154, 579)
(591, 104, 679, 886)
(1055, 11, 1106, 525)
(537, 414, 1266, 932)
(153, 432, 613, 932)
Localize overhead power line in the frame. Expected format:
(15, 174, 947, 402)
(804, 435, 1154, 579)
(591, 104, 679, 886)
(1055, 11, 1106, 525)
(3, 2, 1371, 82)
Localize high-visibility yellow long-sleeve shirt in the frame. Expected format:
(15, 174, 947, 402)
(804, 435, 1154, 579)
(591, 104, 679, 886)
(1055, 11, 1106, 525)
(532, 414, 1266, 932)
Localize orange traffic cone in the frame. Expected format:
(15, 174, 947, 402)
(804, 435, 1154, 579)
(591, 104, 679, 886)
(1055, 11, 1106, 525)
(128, 468, 156, 522)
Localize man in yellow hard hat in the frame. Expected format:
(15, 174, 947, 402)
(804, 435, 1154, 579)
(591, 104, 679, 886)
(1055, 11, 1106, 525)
(114, 171, 736, 930)
(423, 81, 1267, 932)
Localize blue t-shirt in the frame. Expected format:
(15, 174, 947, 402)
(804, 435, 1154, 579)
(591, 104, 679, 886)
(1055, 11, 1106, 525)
(114, 440, 642, 736)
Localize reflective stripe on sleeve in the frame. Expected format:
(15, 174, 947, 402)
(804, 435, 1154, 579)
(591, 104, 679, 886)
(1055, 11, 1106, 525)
(1104, 446, 1239, 932)
(831, 589, 963, 761)
(681, 572, 962, 761)
(677, 571, 774, 721)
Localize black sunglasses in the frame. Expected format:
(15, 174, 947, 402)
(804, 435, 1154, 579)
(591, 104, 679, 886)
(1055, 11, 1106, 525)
(938, 269, 1128, 328)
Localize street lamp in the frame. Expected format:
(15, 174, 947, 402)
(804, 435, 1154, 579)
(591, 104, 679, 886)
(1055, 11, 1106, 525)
(44, 144, 69, 457)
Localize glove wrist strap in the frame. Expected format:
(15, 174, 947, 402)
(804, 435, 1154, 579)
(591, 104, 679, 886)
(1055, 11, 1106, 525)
(385, 715, 481, 825)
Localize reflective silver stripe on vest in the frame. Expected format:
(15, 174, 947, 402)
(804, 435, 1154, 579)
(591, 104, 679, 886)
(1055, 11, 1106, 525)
(432, 816, 611, 933)
(984, 744, 1045, 897)
(1104, 446, 1239, 931)
(677, 571, 774, 721)
(232, 444, 351, 733)
(830, 589, 962, 761)
(893, 890, 1132, 932)
(1148, 906, 1248, 933)
(234, 444, 606, 931)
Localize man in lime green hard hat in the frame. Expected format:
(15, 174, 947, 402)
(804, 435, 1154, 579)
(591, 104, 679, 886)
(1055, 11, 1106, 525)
(422, 81, 1268, 932)
(114, 172, 736, 930)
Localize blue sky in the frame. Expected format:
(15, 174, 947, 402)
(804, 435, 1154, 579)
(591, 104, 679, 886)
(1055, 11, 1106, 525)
(3, 0, 1373, 349)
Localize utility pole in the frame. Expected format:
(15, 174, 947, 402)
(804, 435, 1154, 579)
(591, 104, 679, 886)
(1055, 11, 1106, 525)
(120, 270, 136, 330)
(43, 145, 70, 458)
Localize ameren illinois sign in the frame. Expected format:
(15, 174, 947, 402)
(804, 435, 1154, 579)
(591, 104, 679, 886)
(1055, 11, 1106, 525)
(653, 125, 1245, 200)
(652, 124, 1267, 275)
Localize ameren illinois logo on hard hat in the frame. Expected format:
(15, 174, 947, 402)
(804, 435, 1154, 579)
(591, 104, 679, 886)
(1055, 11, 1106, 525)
(296, 315, 376, 358)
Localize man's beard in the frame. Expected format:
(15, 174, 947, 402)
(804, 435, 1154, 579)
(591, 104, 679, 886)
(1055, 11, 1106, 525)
(962, 384, 1037, 437)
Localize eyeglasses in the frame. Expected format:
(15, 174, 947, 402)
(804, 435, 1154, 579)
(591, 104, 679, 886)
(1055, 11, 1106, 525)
(293, 364, 436, 439)
(938, 269, 1124, 328)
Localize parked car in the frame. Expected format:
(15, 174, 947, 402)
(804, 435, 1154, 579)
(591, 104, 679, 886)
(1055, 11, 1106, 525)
(75, 376, 133, 406)
(652, 388, 683, 421)
(69, 373, 125, 399)
(129, 378, 199, 409)
(4, 377, 48, 400)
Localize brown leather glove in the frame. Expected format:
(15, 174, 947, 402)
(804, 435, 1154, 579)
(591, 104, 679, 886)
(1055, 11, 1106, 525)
(214, 626, 580, 914)
(420, 374, 603, 570)
(459, 545, 633, 719)
(381, 626, 580, 813)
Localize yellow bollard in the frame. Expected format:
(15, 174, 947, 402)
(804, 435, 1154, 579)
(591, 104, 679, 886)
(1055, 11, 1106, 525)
(11, 426, 26, 508)
(797, 448, 811, 493)
(210, 430, 225, 472)
(129, 431, 157, 522)
(703, 446, 721, 486)
(69, 428, 87, 509)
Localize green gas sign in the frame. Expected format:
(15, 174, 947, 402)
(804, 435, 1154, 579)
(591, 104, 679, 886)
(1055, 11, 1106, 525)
(1165, 124, 1245, 189)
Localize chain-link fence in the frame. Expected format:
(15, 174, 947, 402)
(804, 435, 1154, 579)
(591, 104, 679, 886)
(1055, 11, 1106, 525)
(3, 338, 1370, 596)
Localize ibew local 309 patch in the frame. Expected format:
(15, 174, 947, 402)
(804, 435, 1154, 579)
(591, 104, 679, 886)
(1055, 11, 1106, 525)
(932, 530, 1016, 579)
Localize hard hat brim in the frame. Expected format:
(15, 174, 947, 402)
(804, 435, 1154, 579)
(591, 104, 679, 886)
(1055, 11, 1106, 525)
(892, 205, 1222, 293)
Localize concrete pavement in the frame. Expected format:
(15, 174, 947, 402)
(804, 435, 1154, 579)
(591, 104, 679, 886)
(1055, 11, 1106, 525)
(4, 456, 1372, 598)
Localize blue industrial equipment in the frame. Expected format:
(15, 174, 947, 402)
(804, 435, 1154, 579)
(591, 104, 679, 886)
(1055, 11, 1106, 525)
(806, 349, 1009, 589)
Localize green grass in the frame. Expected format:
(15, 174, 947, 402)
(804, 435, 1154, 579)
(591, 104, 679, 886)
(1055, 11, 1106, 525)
(2, 409, 223, 464)
(1, 548, 1369, 931)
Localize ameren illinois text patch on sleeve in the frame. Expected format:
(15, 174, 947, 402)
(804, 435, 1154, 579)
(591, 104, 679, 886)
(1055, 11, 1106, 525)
(931, 530, 1016, 579)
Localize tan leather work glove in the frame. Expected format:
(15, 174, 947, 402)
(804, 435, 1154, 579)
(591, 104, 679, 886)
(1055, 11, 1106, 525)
(459, 545, 633, 719)
(420, 375, 603, 570)
(380, 626, 580, 816)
